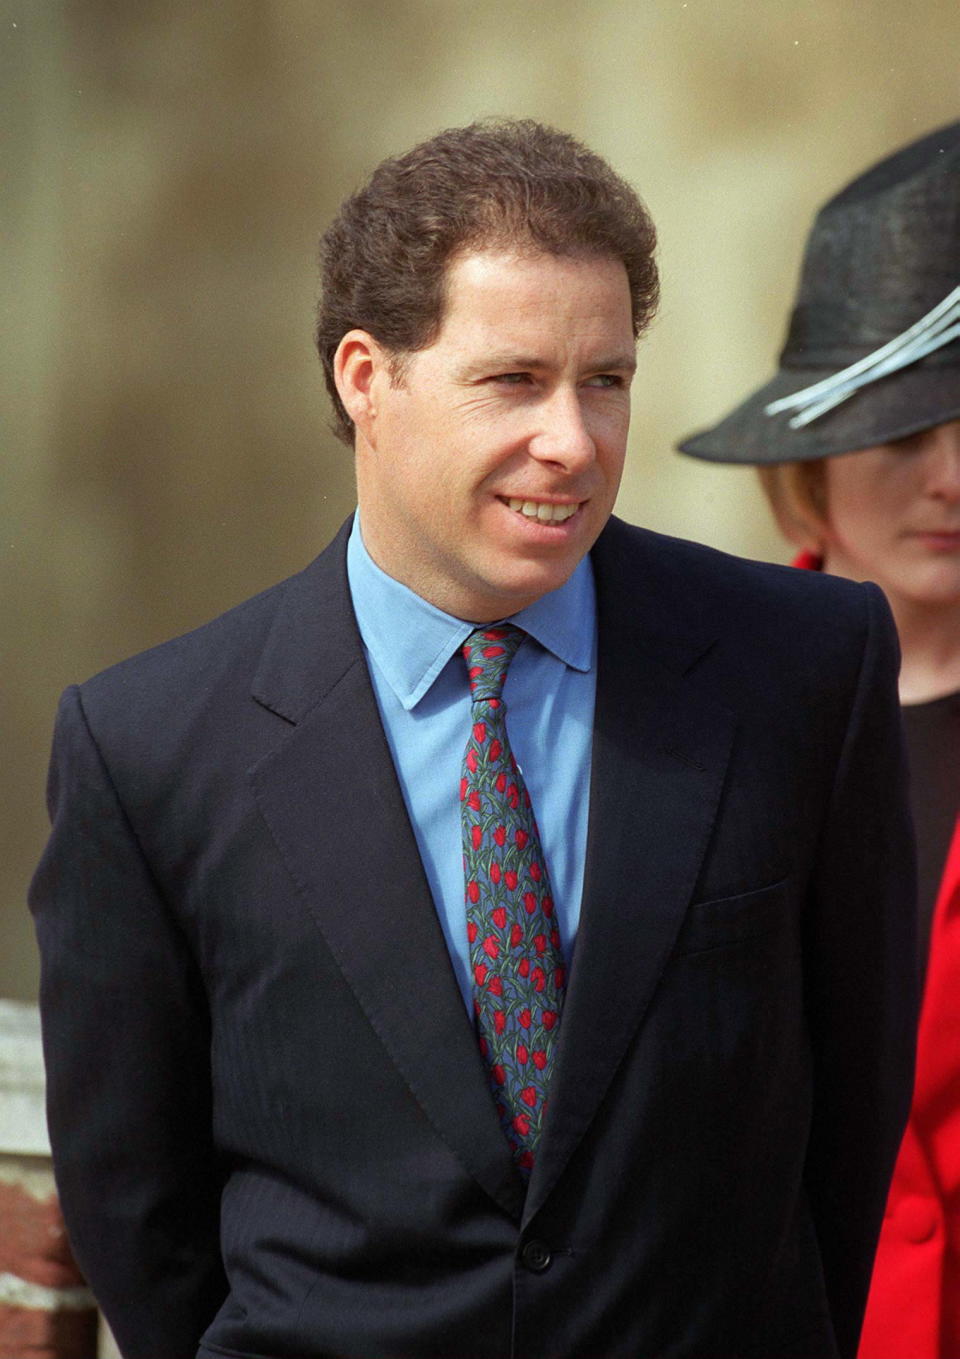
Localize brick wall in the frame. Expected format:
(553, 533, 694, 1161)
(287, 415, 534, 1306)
(0, 1002, 101, 1358)
(0, 1156, 98, 1358)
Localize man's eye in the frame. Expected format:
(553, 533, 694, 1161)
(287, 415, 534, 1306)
(585, 374, 623, 389)
(492, 372, 531, 385)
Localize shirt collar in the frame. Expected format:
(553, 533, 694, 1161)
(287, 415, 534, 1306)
(346, 514, 595, 711)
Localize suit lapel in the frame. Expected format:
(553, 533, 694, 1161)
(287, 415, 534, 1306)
(525, 520, 735, 1219)
(249, 523, 525, 1220)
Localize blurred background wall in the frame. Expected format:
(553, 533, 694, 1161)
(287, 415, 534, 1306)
(3, 0, 959, 1001)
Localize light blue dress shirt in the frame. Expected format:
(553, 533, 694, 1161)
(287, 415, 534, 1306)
(346, 517, 597, 1012)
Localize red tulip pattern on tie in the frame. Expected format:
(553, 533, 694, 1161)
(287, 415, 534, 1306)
(460, 624, 566, 1177)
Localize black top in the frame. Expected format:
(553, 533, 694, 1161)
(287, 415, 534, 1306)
(901, 689, 960, 975)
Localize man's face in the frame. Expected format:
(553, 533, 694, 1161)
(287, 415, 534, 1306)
(352, 249, 636, 622)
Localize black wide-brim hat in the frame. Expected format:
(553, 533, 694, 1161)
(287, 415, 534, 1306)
(678, 121, 960, 465)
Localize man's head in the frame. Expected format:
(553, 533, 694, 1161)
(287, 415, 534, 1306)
(316, 118, 658, 445)
(317, 120, 658, 624)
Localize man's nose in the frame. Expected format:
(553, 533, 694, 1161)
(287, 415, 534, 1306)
(528, 388, 597, 470)
(924, 420, 960, 499)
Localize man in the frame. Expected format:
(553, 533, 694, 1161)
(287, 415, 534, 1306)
(31, 120, 916, 1359)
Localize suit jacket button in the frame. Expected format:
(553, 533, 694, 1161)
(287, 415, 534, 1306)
(521, 1239, 553, 1272)
(892, 1195, 940, 1244)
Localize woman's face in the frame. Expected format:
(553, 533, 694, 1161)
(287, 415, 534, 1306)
(822, 419, 960, 612)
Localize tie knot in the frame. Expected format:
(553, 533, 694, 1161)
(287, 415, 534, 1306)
(461, 625, 524, 703)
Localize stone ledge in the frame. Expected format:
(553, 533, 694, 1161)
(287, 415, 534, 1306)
(0, 1273, 95, 1311)
(0, 1001, 49, 1157)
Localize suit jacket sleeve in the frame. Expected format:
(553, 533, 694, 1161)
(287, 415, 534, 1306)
(29, 684, 228, 1358)
(803, 581, 918, 1359)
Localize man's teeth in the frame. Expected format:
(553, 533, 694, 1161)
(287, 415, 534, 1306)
(506, 498, 579, 523)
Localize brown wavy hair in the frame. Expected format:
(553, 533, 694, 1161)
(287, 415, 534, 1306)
(316, 118, 659, 444)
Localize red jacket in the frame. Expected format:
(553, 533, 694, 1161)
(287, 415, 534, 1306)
(795, 550, 960, 1358)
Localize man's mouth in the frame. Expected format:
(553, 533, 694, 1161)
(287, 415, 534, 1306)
(505, 498, 581, 524)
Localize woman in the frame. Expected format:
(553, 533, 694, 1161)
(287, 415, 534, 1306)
(679, 121, 960, 1359)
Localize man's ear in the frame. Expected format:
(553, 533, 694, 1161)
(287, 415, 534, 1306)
(334, 330, 388, 445)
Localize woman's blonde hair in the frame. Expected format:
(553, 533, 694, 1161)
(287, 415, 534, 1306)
(756, 460, 830, 552)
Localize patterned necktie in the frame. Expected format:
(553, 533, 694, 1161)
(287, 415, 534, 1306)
(460, 624, 566, 1177)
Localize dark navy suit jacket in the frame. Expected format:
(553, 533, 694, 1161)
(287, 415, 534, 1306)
(30, 515, 917, 1359)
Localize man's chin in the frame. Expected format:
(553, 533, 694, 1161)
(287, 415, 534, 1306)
(457, 560, 582, 621)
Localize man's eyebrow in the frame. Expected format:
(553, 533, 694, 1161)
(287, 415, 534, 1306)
(591, 353, 638, 374)
(462, 352, 638, 375)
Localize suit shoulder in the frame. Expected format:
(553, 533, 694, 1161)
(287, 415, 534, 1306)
(76, 520, 352, 721)
(79, 571, 293, 717)
(599, 517, 880, 629)
(594, 518, 895, 689)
